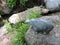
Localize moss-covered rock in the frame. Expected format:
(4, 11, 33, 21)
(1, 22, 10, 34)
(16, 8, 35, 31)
(9, 6, 42, 24)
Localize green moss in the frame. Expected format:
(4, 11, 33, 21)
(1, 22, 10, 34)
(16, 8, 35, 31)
(26, 7, 41, 19)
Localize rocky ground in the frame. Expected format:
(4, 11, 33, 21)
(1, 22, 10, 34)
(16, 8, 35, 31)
(0, 0, 60, 45)
(0, 26, 11, 45)
(25, 14, 60, 45)
(0, 11, 60, 45)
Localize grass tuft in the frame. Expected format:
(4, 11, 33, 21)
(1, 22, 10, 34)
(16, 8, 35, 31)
(5, 21, 30, 45)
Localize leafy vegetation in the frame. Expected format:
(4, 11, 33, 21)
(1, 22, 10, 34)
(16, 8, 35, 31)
(7, 0, 28, 8)
(11, 23, 30, 45)
(5, 21, 30, 45)
(7, 0, 16, 8)
(20, 0, 28, 6)
(27, 7, 41, 19)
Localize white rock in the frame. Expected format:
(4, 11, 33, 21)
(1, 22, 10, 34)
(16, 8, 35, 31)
(0, 26, 8, 37)
(9, 14, 20, 24)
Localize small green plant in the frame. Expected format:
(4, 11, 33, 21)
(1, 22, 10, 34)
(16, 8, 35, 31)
(7, 0, 28, 8)
(5, 21, 30, 45)
(20, 0, 28, 6)
(7, 0, 16, 8)
(12, 23, 30, 45)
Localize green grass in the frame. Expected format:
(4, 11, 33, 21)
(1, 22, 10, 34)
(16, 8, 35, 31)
(12, 23, 30, 45)
(7, 0, 16, 8)
(7, 0, 28, 8)
(5, 21, 30, 45)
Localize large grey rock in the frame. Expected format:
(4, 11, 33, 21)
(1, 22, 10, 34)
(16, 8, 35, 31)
(25, 19, 54, 34)
(45, 0, 60, 11)
(25, 15, 60, 45)
(40, 15, 60, 25)
(25, 26, 60, 45)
